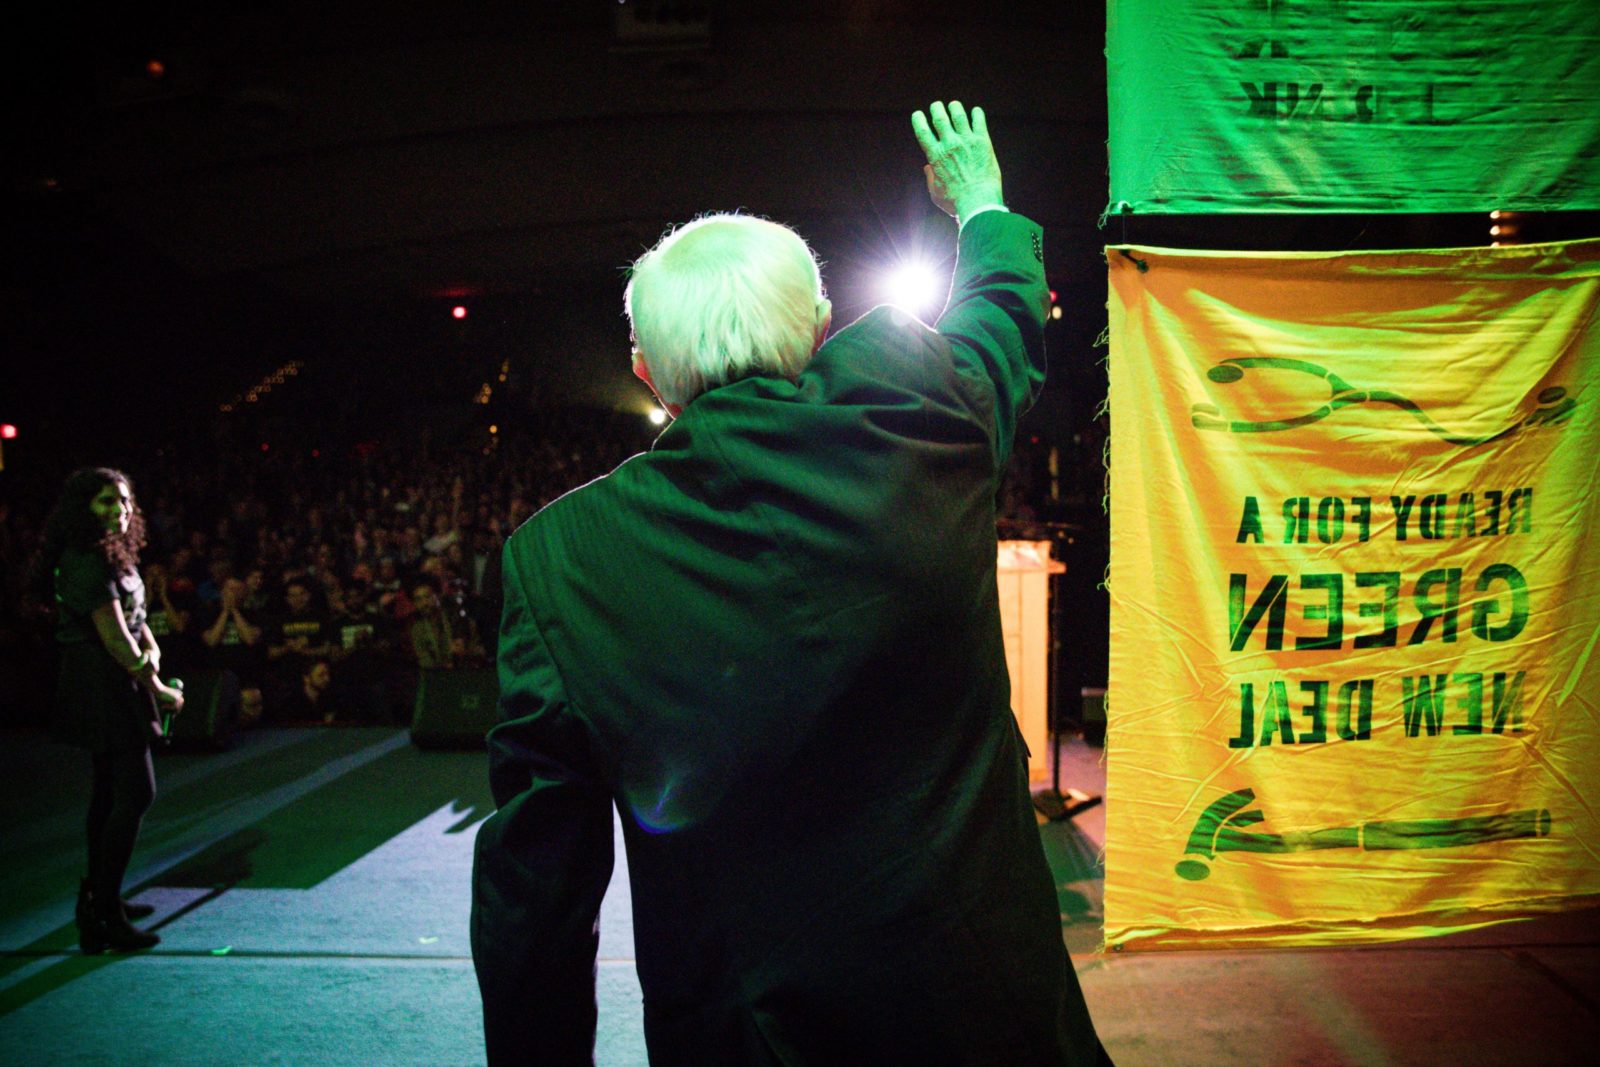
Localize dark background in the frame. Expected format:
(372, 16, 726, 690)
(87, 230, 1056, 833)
(4, 1, 1111, 451)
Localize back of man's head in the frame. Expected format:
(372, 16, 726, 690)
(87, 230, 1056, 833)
(625, 214, 830, 410)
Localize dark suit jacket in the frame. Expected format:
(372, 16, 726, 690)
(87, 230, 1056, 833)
(471, 210, 1103, 1066)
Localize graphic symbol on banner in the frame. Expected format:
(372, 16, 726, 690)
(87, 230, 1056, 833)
(1190, 357, 1577, 445)
(1174, 788, 1553, 881)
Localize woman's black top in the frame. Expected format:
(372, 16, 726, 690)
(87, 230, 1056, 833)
(53, 546, 154, 752)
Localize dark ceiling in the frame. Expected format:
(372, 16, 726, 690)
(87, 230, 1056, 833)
(12, 2, 1104, 296)
(3, 1, 1109, 440)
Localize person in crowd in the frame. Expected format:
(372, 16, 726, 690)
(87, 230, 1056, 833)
(398, 525, 424, 568)
(350, 521, 375, 569)
(144, 561, 202, 673)
(470, 103, 1109, 1064)
(195, 556, 231, 607)
(408, 582, 461, 670)
(276, 657, 334, 724)
(447, 574, 488, 668)
(441, 540, 470, 587)
(183, 530, 211, 588)
(242, 566, 272, 614)
(417, 553, 451, 588)
(309, 542, 342, 592)
(143, 494, 182, 556)
(174, 539, 208, 591)
(200, 575, 266, 725)
(266, 579, 336, 714)
(276, 535, 304, 585)
(212, 515, 237, 561)
(267, 580, 335, 664)
(371, 556, 404, 608)
(39, 467, 184, 953)
(369, 526, 395, 565)
(465, 526, 504, 661)
(329, 578, 399, 722)
(505, 495, 533, 536)
(424, 508, 461, 557)
(254, 527, 283, 573)
(465, 526, 499, 599)
(303, 506, 328, 547)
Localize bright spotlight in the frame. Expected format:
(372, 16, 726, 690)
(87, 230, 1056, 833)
(884, 262, 944, 313)
(648, 407, 668, 426)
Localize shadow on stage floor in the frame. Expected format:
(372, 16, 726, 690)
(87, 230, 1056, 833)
(1, 725, 1596, 1066)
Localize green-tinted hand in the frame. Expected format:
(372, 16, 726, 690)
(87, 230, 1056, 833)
(911, 101, 1004, 221)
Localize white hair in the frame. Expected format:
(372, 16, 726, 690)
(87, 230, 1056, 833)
(625, 213, 828, 409)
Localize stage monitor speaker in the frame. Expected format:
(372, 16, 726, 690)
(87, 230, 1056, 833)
(411, 668, 498, 750)
(168, 668, 240, 751)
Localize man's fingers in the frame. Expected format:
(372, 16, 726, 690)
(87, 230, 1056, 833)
(914, 100, 989, 163)
(911, 110, 939, 157)
(947, 101, 969, 135)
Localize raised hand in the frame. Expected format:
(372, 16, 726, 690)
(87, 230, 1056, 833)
(911, 101, 1005, 222)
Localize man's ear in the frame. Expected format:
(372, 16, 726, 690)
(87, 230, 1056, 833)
(813, 298, 833, 353)
(633, 350, 682, 418)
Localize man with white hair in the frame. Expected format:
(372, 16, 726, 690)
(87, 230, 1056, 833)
(472, 101, 1110, 1066)
(624, 212, 832, 414)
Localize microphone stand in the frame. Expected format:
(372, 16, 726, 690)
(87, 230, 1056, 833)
(1028, 529, 1103, 823)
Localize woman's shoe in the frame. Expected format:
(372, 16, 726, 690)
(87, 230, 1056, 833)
(75, 880, 106, 955)
(95, 899, 159, 952)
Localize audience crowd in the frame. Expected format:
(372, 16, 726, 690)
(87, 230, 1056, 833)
(0, 407, 1052, 730)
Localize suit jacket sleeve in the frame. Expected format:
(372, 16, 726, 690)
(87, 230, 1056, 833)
(471, 542, 615, 1065)
(934, 210, 1050, 473)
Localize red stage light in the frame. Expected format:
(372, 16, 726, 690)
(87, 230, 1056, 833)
(452, 306, 468, 319)
(0, 424, 16, 439)
(146, 59, 165, 78)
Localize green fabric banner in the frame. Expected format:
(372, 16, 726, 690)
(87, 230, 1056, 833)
(1108, 0, 1600, 214)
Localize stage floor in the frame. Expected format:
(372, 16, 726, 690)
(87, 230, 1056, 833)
(0, 726, 1595, 1065)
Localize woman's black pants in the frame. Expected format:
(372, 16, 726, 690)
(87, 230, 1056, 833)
(86, 745, 156, 904)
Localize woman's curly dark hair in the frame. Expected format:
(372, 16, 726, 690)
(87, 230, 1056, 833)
(34, 468, 148, 595)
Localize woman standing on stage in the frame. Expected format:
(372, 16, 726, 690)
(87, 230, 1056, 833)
(41, 467, 184, 953)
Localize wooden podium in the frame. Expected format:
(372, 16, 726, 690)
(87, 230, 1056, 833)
(997, 540, 1064, 783)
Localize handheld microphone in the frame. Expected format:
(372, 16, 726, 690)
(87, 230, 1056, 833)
(160, 678, 185, 741)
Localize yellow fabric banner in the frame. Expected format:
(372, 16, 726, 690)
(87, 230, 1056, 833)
(1105, 239, 1600, 950)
